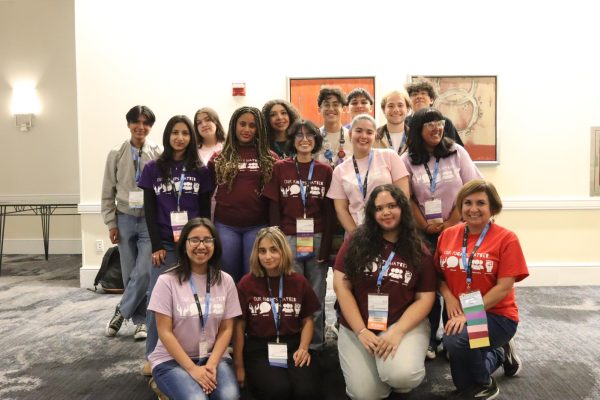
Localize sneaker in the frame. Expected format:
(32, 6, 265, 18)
(503, 339, 522, 377)
(142, 360, 152, 377)
(134, 323, 147, 341)
(426, 345, 436, 360)
(105, 304, 124, 337)
(471, 377, 499, 399)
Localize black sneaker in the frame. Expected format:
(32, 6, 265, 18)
(458, 377, 499, 400)
(503, 339, 522, 377)
(105, 304, 124, 337)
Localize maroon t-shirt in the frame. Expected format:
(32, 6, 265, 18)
(209, 147, 277, 227)
(334, 236, 436, 332)
(263, 158, 333, 235)
(237, 272, 321, 338)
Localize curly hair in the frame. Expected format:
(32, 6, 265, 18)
(405, 80, 437, 101)
(157, 115, 201, 182)
(214, 106, 275, 191)
(407, 107, 456, 165)
(343, 184, 426, 284)
(262, 99, 300, 147)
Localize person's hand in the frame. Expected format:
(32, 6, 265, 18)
(376, 329, 404, 361)
(188, 364, 217, 393)
(152, 250, 166, 267)
(444, 314, 467, 336)
(425, 223, 444, 235)
(234, 364, 245, 388)
(293, 347, 311, 367)
(357, 329, 381, 355)
(445, 295, 463, 319)
(109, 228, 119, 244)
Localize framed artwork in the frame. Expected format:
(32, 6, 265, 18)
(288, 76, 376, 127)
(410, 75, 498, 163)
(590, 127, 600, 196)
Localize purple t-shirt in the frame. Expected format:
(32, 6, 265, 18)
(138, 160, 214, 241)
(401, 144, 482, 220)
(148, 270, 242, 370)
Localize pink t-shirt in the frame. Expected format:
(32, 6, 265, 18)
(198, 143, 223, 167)
(148, 270, 242, 370)
(327, 149, 408, 225)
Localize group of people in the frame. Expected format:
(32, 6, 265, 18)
(101, 80, 529, 400)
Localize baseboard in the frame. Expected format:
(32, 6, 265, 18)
(2, 239, 82, 254)
(80, 264, 100, 289)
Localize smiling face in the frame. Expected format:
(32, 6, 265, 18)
(374, 191, 401, 233)
(410, 89, 433, 112)
(461, 191, 492, 233)
(269, 104, 290, 134)
(128, 114, 152, 145)
(348, 95, 372, 119)
(319, 95, 343, 126)
(294, 126, 316, 155)
(170, 122, 191, 155)
(257, 237, 281, 276)
(421, 119, 445, 151)
(383, 94, 409, 126)
(236, 112, 257, 145)
(185, 226, 215, 270)
(195, 112, 217, 141)
(350, 118, 376, 156)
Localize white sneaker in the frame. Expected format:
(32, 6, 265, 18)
(134, 323, 147, 341)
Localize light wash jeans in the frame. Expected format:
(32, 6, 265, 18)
(443, 312, 518, 391)
(152, 357, 239, 400)
(116, 213, 152, 325)
(287, 233, 328, 350)
(215, 222, 265, 283)
(146, 240, 178, 358)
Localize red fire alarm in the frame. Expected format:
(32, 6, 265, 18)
(232, 83, 246, 96)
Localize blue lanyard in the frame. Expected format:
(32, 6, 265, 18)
(171, 168, 186, 212)
(423, 158, 440, 193)
(131, 145, 143, 184)
(376, 250, 396, 293)
(461, 222, 491, 289)
(189, 271, 211, 329)
(295, 159, 315, 218)
(266, 275, 284, 342)
(353, 151, 373, 200)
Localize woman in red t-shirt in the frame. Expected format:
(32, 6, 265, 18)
(435, 180, 529, 399)
(233, 226, 321, 400)
(334, 184, 436, 399)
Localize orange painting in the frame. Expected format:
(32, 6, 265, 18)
(288, 77, 376, 127)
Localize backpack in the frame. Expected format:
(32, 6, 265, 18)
(92, 246, 124, 293)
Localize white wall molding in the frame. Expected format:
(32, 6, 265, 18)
(3, 239, 82, 254)
(0, 194, 80, 203)
(80, 265, 100, 288)
(78, 203, 101, 214)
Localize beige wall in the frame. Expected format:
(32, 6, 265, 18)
(0, 0, 80, 253)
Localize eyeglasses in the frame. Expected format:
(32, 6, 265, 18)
(187, 237, 215, 246)
(294, 132, 316, 140)
(423, 120, 446, 129)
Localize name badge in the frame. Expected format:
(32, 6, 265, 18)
(128, 190, 144, 209)
(424, 198, 443, 224)
(356, 209, 366, 225)
(170, 211, 188, 242)
(296, 218, 315, 260)
(267, 342, 288, 368)
(199, 340, 208, 358)
(367, 293, 389, 331)
(459, 290, 490, 349)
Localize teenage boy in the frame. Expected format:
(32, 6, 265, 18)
(316, 86, 351, 168)
(375, 89, 412, 153)
(344, 87, 374, 129)
(102, 105, 161, 345)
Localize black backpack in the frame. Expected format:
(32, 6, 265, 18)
(92, 246, 124, 293)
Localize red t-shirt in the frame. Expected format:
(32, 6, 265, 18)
(434, 222, 529, 322)
(262, 158, 333, 235)
(237, 272, 321, 338)
(208, 147, 277, 227)
(334, 237, 436, 332)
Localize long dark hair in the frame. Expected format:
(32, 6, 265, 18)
(262, 99, 300, 148)
(407, 107, 456, 165)
(193, 107, 226, 147)
(343, 184, 425, 283)
(157, 115, 201, 181)
(171, 218, 223, 286)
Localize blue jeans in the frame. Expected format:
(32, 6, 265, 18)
(287, 233, 328, 350)
(215, 222, 265, 283)
(443, 312, 518, 390)
(146, 240, 178, 358)
(116, 213, 152, 324)
(153, 357, 239, 400)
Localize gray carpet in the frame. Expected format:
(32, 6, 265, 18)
(0, 255, 599, 399)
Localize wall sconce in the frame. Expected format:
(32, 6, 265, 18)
(11, 82, 40, 132)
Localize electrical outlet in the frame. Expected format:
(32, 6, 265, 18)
(95, 239, 104, 252)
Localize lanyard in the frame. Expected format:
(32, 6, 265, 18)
(131, 145, 143, 184)
(376, 250, 396, 293)
(189, 269, 211, 330)
(294, 158, 315, 218)
(170, 167, 186, 212)
(266, 275, 284, 343)
(321, 127, 345, 164)
(461, 222, 491, 290)
(383, 127, 406, 153)
(423, 158, 440, 193)
(353, 151, 373, 200)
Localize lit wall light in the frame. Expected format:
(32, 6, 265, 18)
(11, 82, 40, 132)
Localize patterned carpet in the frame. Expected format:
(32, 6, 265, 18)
(0, 255, 599, 399)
